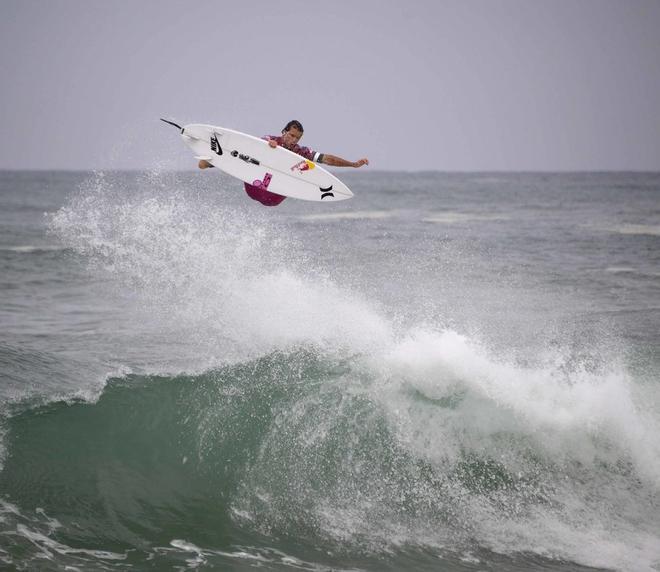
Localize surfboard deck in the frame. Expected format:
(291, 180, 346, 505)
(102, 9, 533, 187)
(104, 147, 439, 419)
(163, 120, 353, 202)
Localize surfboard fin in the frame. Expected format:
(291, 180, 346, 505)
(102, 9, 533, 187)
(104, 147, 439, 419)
(160, 118, 183, 132)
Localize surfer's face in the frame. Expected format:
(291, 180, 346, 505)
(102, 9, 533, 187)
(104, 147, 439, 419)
(281, 127, 303, 148)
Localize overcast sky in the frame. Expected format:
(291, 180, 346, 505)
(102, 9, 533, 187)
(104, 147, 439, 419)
(1, 0, 659, 171)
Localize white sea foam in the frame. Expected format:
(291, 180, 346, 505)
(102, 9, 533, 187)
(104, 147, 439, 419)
(614, 224, 660, 236)
(423, 212, 509, 224)
(375, 328, 660, 482)
(0, 245, 67, 253)
(167, 540, 342, 570)
(605, 266, 636, 273)
(353, 328, 660, 571)
(596, 224, 660, 236)
(16, 524, 127, 560)
(299, 210, 393, 221)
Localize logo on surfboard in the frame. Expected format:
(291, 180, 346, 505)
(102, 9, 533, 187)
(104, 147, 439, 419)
(231, 150, 260, 166)
(291, 159, 315, 173)
(252, 173, 273, 189)
(320, 185, 334, 199)
(210, 133, 223, 156)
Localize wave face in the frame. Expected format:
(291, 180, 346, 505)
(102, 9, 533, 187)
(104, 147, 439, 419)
(1, 171, 660, 571)
(3, 343, 659, 571)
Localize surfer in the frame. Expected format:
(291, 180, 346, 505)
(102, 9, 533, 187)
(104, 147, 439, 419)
(199, 120, 369, 206)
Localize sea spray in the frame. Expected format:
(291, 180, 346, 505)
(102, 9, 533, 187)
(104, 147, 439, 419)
(50, 171, 392, 363)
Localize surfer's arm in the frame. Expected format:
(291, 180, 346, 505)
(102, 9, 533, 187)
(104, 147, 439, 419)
(319, 154, 369, 168)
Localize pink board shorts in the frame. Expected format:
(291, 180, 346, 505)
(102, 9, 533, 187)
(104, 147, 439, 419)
(243, 181, 286, 207)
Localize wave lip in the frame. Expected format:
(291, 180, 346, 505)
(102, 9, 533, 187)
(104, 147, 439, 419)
(379, 328, 660, 481)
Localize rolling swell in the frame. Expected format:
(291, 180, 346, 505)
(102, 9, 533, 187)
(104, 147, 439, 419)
(0, 350, 337, 547)
(2, 337, 659, 571)
(2, 348, 414, 569)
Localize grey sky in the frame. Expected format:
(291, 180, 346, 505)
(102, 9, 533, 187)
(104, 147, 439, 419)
(1, 0, 659, 171)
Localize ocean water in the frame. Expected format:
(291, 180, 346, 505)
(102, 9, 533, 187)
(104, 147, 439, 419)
(0, 169, 659, 571)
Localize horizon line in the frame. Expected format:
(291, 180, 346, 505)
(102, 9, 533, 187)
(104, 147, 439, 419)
(1, 168, 659, 175)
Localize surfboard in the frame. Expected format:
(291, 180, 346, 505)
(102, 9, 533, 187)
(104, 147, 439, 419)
(161, 119, 353, 202)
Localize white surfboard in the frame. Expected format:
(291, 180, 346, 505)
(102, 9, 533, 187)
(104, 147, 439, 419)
(161, 119, 353, 202)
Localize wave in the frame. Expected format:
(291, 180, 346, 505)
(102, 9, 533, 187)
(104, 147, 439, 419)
(2, 334, 659, 571)
(4, 170, 653, 571)
(0, 245, 69, 254)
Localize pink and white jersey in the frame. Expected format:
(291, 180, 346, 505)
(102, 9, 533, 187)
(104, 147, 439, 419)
(265, 136, 323, 162)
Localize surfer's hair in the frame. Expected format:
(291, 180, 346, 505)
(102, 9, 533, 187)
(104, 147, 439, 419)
(283, 120, 304, 133)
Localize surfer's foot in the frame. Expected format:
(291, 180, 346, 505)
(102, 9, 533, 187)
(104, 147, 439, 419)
(198, 160, 214, 169)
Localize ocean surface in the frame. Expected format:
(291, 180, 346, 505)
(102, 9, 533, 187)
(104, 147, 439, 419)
(0, 170, 659, 571)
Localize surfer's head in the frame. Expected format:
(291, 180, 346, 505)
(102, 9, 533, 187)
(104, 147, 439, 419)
(281, 120, 304, 148)
(283, 120, 304, 134)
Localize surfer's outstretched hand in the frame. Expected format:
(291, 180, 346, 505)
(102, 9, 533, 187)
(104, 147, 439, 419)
(266, 135, 368, 168)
